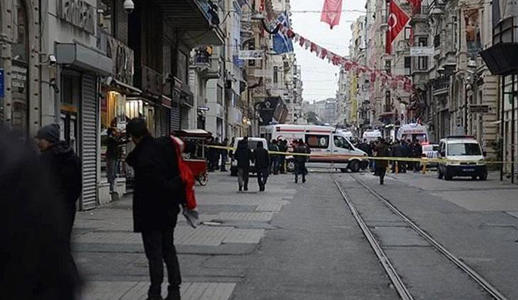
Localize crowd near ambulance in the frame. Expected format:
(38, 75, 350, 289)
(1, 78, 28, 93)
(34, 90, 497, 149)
(205, 123, 488, 186)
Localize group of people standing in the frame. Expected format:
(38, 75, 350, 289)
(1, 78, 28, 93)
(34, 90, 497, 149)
(355, 138, 424, 185)
(232, 138, 311, 192)
(207, 137, 230, 172)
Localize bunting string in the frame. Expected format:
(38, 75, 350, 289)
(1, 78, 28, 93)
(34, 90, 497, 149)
(278, 25, 413, 93)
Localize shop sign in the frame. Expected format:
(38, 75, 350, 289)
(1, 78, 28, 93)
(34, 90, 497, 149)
(57, 0, 96, 34)
(410, 47, 434, 56)
(239, 50, 264, 60)
(469, 104, 491, 113)
(0, 69, 4, 98)
(106, 35, 134, 85)
(12, 65, 27, 89)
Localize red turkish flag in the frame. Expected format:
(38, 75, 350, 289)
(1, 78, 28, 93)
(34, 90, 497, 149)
(407, 0, 422, 14)
(386, 1, 410, 54)
(321, 0, 343, 29)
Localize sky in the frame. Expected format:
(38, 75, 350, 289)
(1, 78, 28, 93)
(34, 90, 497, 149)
(290, 0, 367, 103)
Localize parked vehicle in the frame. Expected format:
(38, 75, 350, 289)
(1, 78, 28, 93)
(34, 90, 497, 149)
(260, 124, 368, 173)
(397, 123, 429, 143)
(437, 136, 487, 181)
(420, 143, 440, 169)
(362, 130, 382, 143)
(230, 137, 269, 176)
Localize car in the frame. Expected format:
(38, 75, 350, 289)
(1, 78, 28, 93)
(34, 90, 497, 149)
(230, 137, 269, 176)
(437, 136, 487, 181)
(420, 143, 439, 169)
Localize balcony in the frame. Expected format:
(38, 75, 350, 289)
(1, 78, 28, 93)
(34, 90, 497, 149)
(432, 76, 450, 96)
(193, 47, 221, 79)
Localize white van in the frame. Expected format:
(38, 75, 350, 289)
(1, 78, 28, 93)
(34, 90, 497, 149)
(397, 123, 429, 143)
(260, 124, 368, 172)
(437, 136, 487, 181)
(362, 130, 382, 143)
(230, 137, 269, 176)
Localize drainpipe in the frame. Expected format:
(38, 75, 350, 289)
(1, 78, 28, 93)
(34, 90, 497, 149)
(501, 76, 505, 181)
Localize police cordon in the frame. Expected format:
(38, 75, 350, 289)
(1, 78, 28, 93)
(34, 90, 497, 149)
(205, 144, 515, 165)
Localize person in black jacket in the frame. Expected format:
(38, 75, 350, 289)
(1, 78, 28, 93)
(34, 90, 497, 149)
(35, 124, 82, 253)
(1, 127, 80, 300)
(126, 118, 183, 300)
(253, 141, 270, 192)
(294, 139, 310, 183)
(234, 137, 252, 192)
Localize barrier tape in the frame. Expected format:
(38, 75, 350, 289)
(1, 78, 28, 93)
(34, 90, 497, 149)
(204, 145, 517, 165)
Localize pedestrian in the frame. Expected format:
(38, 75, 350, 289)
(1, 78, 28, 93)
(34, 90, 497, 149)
(411, 140, 423, 172)
(269, 139, 280, 175)
(294, 139, 310, 183)
(34, 124, 82, 297)
(278, 139, 288, 174)
(126, 118, 183, 300)
(1, 127, 81, 300)
(220, 138, 229, 172)
(35, 124, 82, 251)
(253, 141, 270, 192)
(374, 138, 390, 185)
(234, 137, 253, 192)
(391, 140, 404, 173)
(401, 140, 410, 172)
(106, 127, 125, 193)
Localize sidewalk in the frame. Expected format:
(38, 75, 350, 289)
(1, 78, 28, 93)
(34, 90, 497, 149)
(75, 172, 293, 300)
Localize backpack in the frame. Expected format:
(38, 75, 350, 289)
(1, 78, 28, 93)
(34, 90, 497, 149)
(170, 136, 197, 210)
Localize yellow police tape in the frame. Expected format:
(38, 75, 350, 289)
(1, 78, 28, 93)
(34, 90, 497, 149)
(205, 145, 516, 165)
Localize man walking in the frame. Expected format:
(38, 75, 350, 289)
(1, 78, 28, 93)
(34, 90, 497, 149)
(253, 141, 270, 192)
(269, 139, 280, 175)
(374, 138, 390, 185)
(126, 118, 183, 300)
(234, 137, 252, 192)
(35, 124, 82, 248)
(278, 139, 288, 174)
(294, 139, 310, 183)
(220, 138, 229, 172)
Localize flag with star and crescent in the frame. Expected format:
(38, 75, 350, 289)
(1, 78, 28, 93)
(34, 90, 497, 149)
(386, 0, 410, 54)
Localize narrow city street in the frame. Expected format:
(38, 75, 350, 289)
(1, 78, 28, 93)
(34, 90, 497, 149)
(76, 169, 518, 300)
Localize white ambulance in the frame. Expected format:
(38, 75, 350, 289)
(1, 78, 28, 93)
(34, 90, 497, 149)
(397, 123, 429, 143)
(260, 124, 368, 172)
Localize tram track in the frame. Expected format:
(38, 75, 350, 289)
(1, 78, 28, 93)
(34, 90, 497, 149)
(333, 174, 508, 300)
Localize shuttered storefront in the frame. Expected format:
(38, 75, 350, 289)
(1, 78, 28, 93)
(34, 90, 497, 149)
(80, 74, 98, 210)
(171, 103, 180, 131)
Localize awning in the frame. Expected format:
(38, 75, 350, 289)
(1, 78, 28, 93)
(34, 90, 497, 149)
(104, 78, 142, 96)
(56, 43, 113, 75)
(480, 43, 518, 75)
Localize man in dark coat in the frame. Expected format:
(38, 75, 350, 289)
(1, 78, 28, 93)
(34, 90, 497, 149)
(1, 127, 80, 300)
(410, 140, 423, 172)
(234, 137, 252, 191)
(278, 139, 288, 174)
(106, 127, 126, 192)
(294, 139, 310, 183)
(220, 138, 229, 172)
(126, 118, 183, 300)
(253, 141, 270, 192)
(375, 138, 390, 185)
(35, 124, 82, 247)
(390, 140, 405, 173)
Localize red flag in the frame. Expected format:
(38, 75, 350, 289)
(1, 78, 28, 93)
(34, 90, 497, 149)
(320, 0, 343, 29)
(408, 0, 422, 14)
(386, 0, 410, 54)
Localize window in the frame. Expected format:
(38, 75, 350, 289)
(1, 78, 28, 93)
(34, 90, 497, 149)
(447, 143, 481, 156)
(404, 57, 411, 68)
(385, 60, 391, 75)
(217, 85, 223, 105)
(99, 0, 116, 35)
(418, 56, 428, 70)
(306, 135, 329, 149)
(334, 136, 352, 150)
(273, 66, 278, 84)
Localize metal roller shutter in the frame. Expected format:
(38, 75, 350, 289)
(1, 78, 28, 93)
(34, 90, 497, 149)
(171, 103, 180, 131)
(80, 74, 98, 210)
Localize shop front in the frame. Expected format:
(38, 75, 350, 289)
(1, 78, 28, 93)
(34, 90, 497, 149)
(56, 42, 113, 210)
